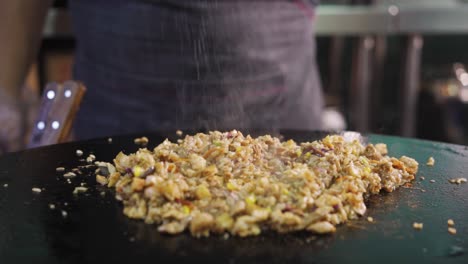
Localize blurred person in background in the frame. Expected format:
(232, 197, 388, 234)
(0, 0, 323, 153)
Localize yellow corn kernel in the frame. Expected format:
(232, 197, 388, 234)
(282, 189, 290, 195)
(235, 146, 242, 152)
(195, 185, 212, 199)
(216, 213, 234, 229)
(182, 205, 191, 215)
(305, 152, 311, 158)
(227, 182, 237, 191)
(364, 167, 371, 173)
(245, 195, 256, 206)
(296, 149, 302, 157)
(132, 166, 144, 177)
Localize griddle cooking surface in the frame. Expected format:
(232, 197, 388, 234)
(0, 130, 467, 263)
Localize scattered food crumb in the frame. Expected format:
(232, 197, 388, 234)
(448, 219, 455, 226)
(96, 175, 108, 186)
(63, 172, 77, 179)
(61, 210, 68, 218)
(223, 233, 230, 240)
(177, 139, 183, 144)
(426, 157, 435, 166)
(80, 182, 86, 187)
(176, 130, 183, 136)
(64, 202, 68, 206)
(447, 245, 465, 257)
(420, 176, 425, 180)
(367, 217, 374, 223)
(134, 136, 149, 146)
(448, 178, 467, 185)
(430, 180, 436, 183)
(129, 237, 135, 242)
(73, 186, 88, 195)
(108, 137, 113, 143)
(49, 204, 55, 210)
(86, 154, 96, 163)
(56, 167, 65, 172)
(3, 183, 8, 188)
(448, 227, 457, 235)
(100, 191, 106, 197)
(66, 179, 72, 184)
(32, 187, 42, 193)
(72, 168, 81, 174)
(413, 222, 423, 230)
(76, 150, 83, 157)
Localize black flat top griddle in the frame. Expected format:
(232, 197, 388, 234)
(0, 130, 467, 263)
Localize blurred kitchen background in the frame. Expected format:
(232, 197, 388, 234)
(29, 0, 468, 144)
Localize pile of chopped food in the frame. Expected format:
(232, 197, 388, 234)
(95, 130, 418, 237)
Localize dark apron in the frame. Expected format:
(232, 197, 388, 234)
(69, 0, 323, 139)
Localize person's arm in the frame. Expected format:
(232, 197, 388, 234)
(0, 0, 52, 101)
(0, 0, 52, 153)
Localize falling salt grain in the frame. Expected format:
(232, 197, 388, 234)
(61, 210, 68, 218)
(49, 204, 55, 210)
(76, 150, 83, 157)
(367, 217, 374, 223)
(32, 187, 42, 193)
(56, 167, 65, 172)
(176, 130, 183, 136)
(3, 183, 8, 188)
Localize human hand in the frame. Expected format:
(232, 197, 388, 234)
(0, 87, 38, 154)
